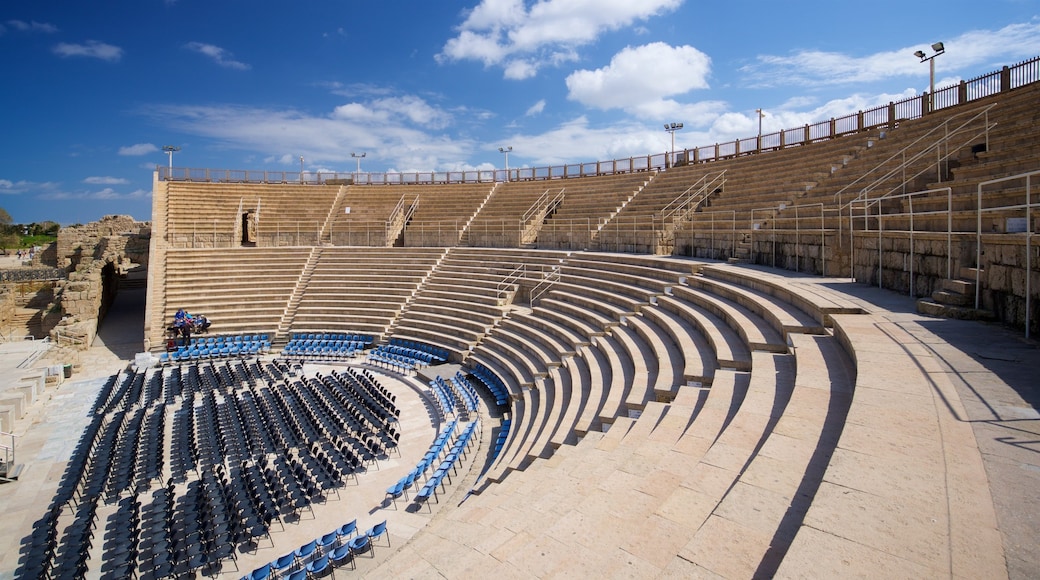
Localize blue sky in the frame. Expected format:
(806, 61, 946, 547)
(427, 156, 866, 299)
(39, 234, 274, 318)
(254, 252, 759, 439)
(1, 1, 1038, 225)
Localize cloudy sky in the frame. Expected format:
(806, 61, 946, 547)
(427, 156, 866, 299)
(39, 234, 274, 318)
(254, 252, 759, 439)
(0, 1, 1037, 224)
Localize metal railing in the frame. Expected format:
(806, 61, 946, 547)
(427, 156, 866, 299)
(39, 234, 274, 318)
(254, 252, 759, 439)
(848, 187, 954, 293)
(520, 188, 565, 245)
(975, 169, 1038, 338)
(157, 56, 1040, 188)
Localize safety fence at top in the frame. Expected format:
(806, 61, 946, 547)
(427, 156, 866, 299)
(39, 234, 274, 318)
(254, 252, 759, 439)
(158, 56, 1040, 187)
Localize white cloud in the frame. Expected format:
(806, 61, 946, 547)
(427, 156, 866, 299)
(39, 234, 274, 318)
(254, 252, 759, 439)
(184, 42, 250, 70)
(40, 187, 151, 201)
(83, 176, 129, 185)
(142, 96, 471, 172)
(525, 99, 546, 116)
(742, 19, 1040, 87)
(566, 42, 711, 116)
(119, 143, 159, 156)
(53, 40, 123, 61)
(0, 179, 62, 196)
(439, 0, 682, 78)
(7, 20, 58, 33)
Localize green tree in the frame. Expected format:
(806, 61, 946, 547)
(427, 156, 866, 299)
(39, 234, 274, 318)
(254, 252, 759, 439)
(0, 208, 11, 226)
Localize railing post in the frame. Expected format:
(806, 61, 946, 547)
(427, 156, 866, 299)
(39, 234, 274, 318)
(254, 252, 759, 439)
(888, 101, 896, 129)
(1000, 65, 1011, 92)
(829, 117, 836, 138)
(958, 80, 968, 105)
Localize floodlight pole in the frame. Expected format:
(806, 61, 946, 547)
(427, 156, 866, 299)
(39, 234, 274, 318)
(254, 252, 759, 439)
(352, 152, 366, 176)
(299, 156, 305, 183)
(664, 122, 683, 167)
(162, 145, 181, 177)
(914, 42, 945, 112)
(756, 109, 763, 137)
(499, 146, 512, 181)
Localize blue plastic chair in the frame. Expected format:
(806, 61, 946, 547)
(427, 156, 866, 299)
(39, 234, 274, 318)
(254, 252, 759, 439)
(347, 534, 370, 557)
(271, 552, 296, 576)
(367, 520, 389, 547)
(294, 539, 317, 566)
(329, 544, 354, 570)
(317, 531, 337, 554)
(306, 555, 331, 578)
(249, 563, 272, 580)
(336, 519, 357, 545)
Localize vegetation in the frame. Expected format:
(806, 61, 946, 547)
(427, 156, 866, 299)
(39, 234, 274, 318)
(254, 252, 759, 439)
(0, 207, 61, 254)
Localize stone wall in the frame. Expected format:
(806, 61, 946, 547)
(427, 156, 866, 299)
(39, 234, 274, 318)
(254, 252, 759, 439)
(57, 214, 150, 271)
(51, 215, 151, 349)
(741, 230, 1038, 335)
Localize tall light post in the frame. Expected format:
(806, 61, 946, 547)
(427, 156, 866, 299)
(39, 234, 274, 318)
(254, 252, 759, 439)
(351, 152, 366, 175)
(162, 145, 180, 176)
(755, 109, 764, 137)
(299, 156, 305, 183)
(914, 41, 945, 112)
(664, 122, 683, 167)
(499, 146, 512, 181)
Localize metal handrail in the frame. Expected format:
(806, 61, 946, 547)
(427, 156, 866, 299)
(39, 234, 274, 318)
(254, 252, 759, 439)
(834, 103, 997, 207)
(530, 266, 561, 305)
(976, 169, 1038, 338)
(849, 187, 953, 291)
(659, 170, 727, 222)
(520, 188, 565, 244)
(497, 264, 526, 301)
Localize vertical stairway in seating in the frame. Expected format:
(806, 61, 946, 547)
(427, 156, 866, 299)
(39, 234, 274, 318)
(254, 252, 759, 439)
(319, 185, 350, 244)
(458, 182, 500, 246)
(274, 247, 323, 344)
(381, 247, 452, 341)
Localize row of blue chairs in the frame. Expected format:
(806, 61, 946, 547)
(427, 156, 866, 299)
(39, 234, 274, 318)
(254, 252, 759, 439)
(388, 419, 461, 508)
(291, 332, 374, 344)
(367, 349, 421, 374)
(189, 334, 270, 347)
(244, 518, 388, 580)
(414, 421, 479, 510)
(281, 340, 366, 361)
(469, 363, 510, 406)
(450, 372, 479, 413)
(493, 419, 512, 460)
(160, 340, 270, 364)
(429, 376, 459, 417)
(388, 338, 449, 362)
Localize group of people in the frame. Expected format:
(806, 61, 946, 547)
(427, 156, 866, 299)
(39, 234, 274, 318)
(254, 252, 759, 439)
(167, 308, 211, 345)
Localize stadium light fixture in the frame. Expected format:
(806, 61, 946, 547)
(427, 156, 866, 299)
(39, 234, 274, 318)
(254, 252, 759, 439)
(351, 152, 366, 175)
(162, 145, 181, 173)
(299, 156, 305, 181)
(499, 146, 512, 181)
(755, 109, 764, 137)
(664, 122, 683, 167)
(915, 41, 945, 111)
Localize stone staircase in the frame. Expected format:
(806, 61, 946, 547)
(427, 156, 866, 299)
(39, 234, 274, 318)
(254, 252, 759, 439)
(916, 266, 996, 320)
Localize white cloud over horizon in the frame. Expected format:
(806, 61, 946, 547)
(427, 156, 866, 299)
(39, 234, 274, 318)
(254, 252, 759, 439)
(438, 0, 683, 79)
(119, 143, 159, 156)
(184, 42, 251, 70)
(742, 20, 1040, 87)
(53, 40, 123, 61)
(84, 176, 130, 185)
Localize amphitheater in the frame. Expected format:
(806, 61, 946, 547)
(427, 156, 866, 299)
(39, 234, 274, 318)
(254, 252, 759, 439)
(3, 58, 1039, 579)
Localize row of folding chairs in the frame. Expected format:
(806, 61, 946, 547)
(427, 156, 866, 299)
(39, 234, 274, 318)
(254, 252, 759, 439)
(387, 337, 450, 362)
(160, 340, 270, 364)
(413, 421, 480, 511)
(469, 363, 510, 406)
(290, 332, 374, 344)
(243, 518, 388, 580)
